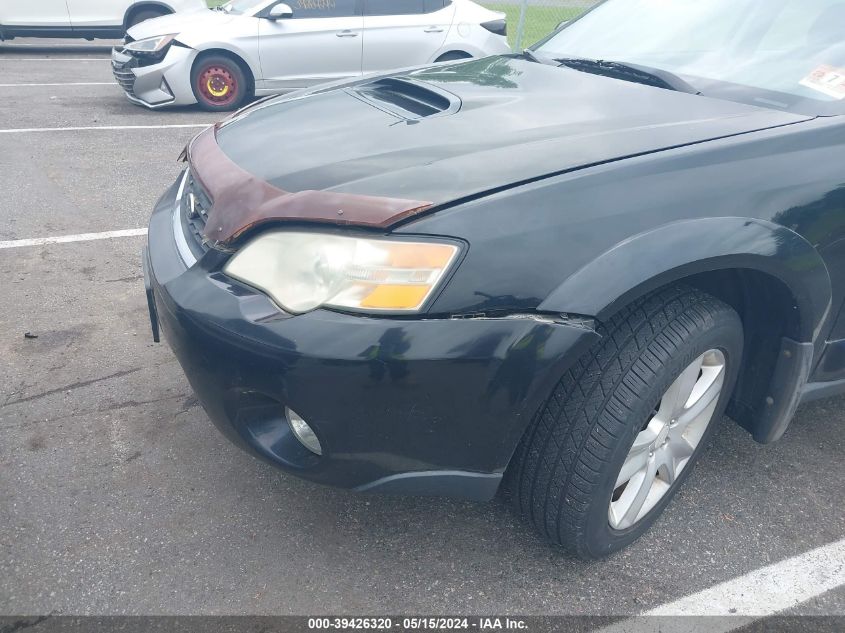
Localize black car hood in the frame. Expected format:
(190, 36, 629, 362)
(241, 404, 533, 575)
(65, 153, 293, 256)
(215, 56, 809, 207)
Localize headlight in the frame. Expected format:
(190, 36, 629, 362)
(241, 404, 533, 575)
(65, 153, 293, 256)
(124, 34, 177, 54)
(223, 232, 461, 314)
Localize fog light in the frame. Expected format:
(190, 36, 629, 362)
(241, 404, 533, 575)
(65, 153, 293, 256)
(286, 407, 322, 455)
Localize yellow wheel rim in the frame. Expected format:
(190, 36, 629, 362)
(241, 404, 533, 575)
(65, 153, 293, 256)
(207, 78, 229, 97)
(199, 64, 238, 105)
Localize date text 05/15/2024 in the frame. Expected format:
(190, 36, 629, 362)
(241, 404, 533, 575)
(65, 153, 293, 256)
(307, 618, 529, 630)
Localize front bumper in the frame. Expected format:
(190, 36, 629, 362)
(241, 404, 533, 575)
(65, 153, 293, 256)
(111, 44, 197, 108)
(146, 174, 599, 500)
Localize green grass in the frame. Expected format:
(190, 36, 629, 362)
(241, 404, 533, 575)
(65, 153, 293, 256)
(479, 3, 584, 48)
(204, 1, 583, 49)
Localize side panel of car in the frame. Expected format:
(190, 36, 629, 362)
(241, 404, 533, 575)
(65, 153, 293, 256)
(436, 1, 510, 59)
(1, 0, 206, 38)
(257, 0, 364, 90)
(167, 0, 208, 12)
(786, 184, 845, 341)
(361, 0, 455, 72)
(0, 0, 71, 28)
(806, 231, 845, 387)
(65, 0, 131, 27)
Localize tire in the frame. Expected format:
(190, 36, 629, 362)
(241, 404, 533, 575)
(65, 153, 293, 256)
(127, 8, 168, 28)
(434, 51, 473, 63)
(191, 54, 250, 112)
(507, 285, 743, 558)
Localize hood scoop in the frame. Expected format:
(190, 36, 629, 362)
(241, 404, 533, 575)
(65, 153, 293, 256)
(347, 77, 460, 120)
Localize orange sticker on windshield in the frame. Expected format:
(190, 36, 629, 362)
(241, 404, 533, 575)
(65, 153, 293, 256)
(800, 65, 845, 100)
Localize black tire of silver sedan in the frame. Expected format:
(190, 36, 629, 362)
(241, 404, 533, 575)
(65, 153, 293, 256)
(507, 285, 743, 558)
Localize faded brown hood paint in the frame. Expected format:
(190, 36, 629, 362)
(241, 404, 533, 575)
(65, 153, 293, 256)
(187, 127, 433, 246)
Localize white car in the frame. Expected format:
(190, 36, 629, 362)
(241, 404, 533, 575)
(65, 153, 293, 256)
(111, 0, 511, 111)
(0, 0, 207, 41)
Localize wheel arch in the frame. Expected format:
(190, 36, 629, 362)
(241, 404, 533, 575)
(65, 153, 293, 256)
(124, 1, 173, 29)
(538, 217, 833, 444)
(433, 50, 474, 63)
(538, 217, 831, 342)
(428, 44, 485, 64)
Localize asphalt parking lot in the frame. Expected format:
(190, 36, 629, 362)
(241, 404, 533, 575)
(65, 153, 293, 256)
(1, 39, 844, 620)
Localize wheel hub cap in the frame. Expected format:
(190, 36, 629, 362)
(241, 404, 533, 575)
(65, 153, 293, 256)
(608, 349, 727, 530)
(198, 65, 237, 105)
(207, 77, 229, 97)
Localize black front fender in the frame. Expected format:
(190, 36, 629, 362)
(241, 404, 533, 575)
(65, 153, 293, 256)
(538, 217, 832, 343)
(537, 217, 833, 444)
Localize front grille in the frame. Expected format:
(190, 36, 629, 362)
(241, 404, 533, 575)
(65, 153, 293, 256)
(111, 55, 138, 97)
(179, 170, 213, 259)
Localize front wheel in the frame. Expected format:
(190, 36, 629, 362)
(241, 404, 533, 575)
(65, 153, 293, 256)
(191, 55, 249, 112)
(507, 285, 744, 558)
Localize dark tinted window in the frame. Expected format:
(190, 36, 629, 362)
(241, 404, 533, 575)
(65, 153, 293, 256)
(366, 0, 421, 15)
(289, 0, 359, 18)
(365, 0, 449, 16)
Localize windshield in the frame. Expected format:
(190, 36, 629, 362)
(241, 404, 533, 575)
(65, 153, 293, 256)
(219, 0, 267, 15)
(535, 0, 845, 115)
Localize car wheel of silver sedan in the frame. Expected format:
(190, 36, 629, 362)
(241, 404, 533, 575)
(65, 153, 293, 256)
(191, 54, 250, 112)
(508, 285, 743, 558)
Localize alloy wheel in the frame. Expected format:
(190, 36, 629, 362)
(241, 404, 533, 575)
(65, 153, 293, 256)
(609, 349, 727, 530)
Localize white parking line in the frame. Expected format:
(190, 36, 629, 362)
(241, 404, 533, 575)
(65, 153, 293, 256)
(0, 123, 210, 134)
(600, 537, 845, 632)
(0, 82, 114, 87)
(0, 228, 147, 250)
(0, 58, 110, 61)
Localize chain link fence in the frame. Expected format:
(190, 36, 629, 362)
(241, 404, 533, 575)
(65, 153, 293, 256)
(478, 0, 598, 51)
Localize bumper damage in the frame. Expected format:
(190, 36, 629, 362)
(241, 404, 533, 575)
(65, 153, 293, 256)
(146, 174, 599, 501)
(111, 44, 197, 108)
